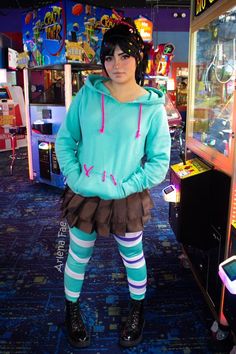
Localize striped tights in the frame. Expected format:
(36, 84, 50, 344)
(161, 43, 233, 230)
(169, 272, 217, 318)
(64, 227, 147, 302)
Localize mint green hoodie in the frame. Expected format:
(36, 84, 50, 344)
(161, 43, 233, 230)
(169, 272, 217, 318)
(55, 75, 171, 200)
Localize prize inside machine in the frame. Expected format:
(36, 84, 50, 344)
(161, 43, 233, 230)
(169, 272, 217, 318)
(166, 0, 236, 340)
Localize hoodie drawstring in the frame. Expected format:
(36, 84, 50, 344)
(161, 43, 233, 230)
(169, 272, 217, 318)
(99, 94, 105, 134)
(110, 174, 117, 186)
(99, 95, 142, 139)
(136, 104, 142, 139)
(102, 171, 106, 182)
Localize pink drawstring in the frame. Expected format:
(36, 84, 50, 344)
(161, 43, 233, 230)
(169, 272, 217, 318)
(102, 171, 106, 182)
(83, 164, 94, 177)
(110, 174, 117, 186)
(136, 104, 142, 139)
(99, 94, 105, 134)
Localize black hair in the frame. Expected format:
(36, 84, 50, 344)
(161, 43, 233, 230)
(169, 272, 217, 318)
(100, 18, 149, 86)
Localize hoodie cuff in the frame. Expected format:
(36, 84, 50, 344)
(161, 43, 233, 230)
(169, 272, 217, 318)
(121, 179, 142, 197)
(66, 169, 81, 193)
(121, 167, 145, 197)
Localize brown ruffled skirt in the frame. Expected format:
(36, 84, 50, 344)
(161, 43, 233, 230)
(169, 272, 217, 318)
(60, 186, 154, 237)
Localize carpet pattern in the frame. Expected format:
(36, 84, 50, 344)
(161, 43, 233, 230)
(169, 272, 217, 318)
(0, 147, 230, 353)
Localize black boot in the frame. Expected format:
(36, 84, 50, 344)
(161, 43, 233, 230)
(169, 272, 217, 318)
(65, 299, 90, 348)
(119, 299, 145, 347)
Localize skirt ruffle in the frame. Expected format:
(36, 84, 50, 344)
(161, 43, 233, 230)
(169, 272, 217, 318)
(60, 186, 154, 237)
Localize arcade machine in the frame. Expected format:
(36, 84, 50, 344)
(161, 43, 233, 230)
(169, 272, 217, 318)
(164, 0, 236, 347)
(0, 86, 16, 150)
(22, 1, 112, 189)
(171, 63, 188, 125)
(0, 84, 26, 153)
(143, 40, 182, 133)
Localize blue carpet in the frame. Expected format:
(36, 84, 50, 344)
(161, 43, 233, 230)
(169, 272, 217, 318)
(0, 147, 230, 353)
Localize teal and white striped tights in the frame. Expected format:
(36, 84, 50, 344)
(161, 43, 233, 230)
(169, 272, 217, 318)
(65, 227, 147, 302)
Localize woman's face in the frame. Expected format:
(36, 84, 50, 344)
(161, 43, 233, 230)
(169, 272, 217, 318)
(104, 45, 137, 84)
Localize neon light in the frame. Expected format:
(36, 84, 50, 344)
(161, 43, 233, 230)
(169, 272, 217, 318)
(23, 68, 34, 180)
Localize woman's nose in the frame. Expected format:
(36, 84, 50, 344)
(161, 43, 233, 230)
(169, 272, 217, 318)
(113, 59, 120, 68)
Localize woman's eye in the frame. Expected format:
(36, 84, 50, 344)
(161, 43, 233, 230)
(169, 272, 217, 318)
(121, 54, 130, 60)
(105, 56, 113, 62)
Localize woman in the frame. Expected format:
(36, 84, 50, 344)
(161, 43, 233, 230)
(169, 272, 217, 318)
(55, 17, 171, 348)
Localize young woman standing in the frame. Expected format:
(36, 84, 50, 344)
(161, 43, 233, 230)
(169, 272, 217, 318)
(55, 17, 171, 348)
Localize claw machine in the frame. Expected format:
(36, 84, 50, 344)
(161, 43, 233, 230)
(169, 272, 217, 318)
(168, 0, 236, 344)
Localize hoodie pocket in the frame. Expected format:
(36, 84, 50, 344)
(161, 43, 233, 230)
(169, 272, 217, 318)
(73, 171, 125, 200)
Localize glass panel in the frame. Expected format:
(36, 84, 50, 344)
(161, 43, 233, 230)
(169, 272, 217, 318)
(193, 6, 236, 157)
(29, 69, 65, 105)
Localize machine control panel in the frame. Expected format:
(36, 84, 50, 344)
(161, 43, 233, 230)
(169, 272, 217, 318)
(171, 157, 212, 179)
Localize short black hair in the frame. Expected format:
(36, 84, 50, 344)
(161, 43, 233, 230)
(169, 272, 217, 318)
(100, 18, 149, 86)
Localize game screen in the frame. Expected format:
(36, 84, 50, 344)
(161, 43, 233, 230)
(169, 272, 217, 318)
(222, 259, 236, 282)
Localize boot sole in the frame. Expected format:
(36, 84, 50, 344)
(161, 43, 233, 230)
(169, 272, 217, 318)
(119, 334, 143, 348)
(68, 336, 91, 348)
(119, 320, 145, 348)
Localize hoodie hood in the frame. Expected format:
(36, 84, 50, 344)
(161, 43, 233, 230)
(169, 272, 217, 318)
(85, 74, 165, 105)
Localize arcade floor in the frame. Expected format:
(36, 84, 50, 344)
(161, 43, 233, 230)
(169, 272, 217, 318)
(0, 146, 235, 354)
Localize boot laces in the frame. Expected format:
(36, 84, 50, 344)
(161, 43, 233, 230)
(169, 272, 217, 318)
(69, 303, 85, 330)
(126, 307, 140, 330)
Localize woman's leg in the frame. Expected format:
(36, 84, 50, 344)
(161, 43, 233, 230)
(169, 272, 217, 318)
(64, 226, 97, 348)
(64, 226, 97, 302)
(113, 231, 146, 347)
(113, 231, 147, 300)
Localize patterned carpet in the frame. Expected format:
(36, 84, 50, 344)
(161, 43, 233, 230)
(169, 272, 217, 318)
(0, 146, 232, 353)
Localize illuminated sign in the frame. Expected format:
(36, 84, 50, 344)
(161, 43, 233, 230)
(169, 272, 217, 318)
(8, 48, 18, 70)
(65, 40, 95, 62)
(195, 0, 219, 16)
(44, 6, 63, 40)
(17, 52, 29, 69)
(65, 41, 83, 61)
(134, 17, 153, 42)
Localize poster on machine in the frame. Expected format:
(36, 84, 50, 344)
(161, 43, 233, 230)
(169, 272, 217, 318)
(22, 0, 114, 67)
(22, 1, 66, 67)
(65, 2, 112, 63)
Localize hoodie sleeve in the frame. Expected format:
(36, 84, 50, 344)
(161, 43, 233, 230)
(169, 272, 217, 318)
(55, 88, 84, 191)
(121, 105, 171, 196)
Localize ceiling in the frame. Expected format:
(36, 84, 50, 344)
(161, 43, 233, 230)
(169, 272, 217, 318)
(0, 0, 191, 10)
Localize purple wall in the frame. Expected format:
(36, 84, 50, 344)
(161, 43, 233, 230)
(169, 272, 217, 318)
(0, 9, 23, 32)
(0, 7, 190, 33)
(124, 8, 190, 32)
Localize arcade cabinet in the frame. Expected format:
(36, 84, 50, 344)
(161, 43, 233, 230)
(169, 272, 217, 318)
(167, 0, 236, 347)
(0, 86, 26, 151)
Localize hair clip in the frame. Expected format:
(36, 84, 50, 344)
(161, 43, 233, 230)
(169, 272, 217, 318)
(111, 9, 137, 30)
